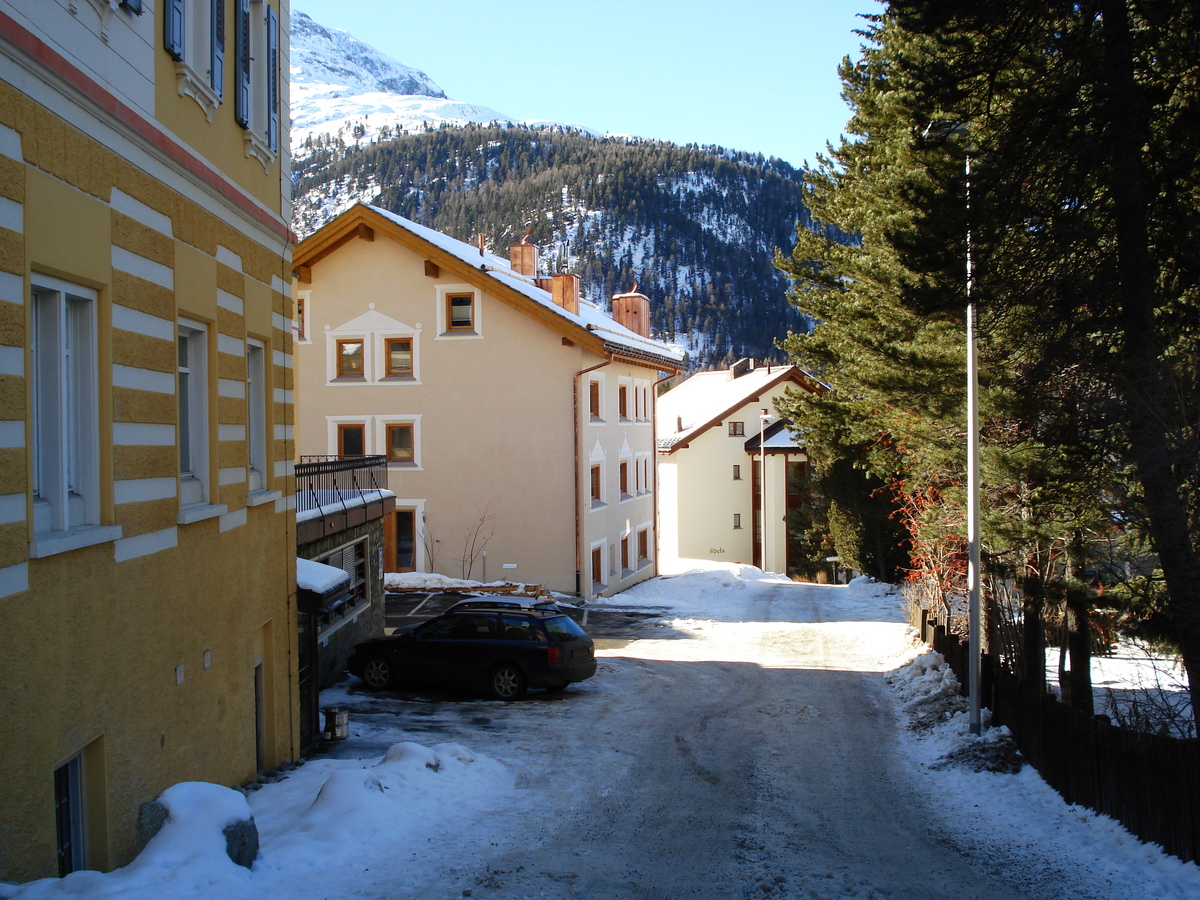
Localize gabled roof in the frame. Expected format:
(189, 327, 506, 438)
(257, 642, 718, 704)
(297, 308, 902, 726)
(656, 364, 822, 454)
(744, 419, 806, 454)
(293, 204, 684, 373)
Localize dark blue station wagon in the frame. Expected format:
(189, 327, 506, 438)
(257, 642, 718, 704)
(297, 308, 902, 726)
(348, 607, 597, 700)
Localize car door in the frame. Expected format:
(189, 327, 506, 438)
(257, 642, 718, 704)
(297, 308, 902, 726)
(496, 614, 546, 673)
(395, 616, 460, 684)
(439, 613, 501, 687)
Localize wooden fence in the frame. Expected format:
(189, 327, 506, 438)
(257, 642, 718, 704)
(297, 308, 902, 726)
(917, 610, 1200, 863)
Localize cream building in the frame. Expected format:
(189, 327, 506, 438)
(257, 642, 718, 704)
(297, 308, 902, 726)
(0, 0, 297, 882)
(292, 204, 682, 599)
(657, 361, 822, 572)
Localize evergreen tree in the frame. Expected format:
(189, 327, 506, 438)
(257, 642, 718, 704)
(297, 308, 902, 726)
(777, 1, 1200, 710)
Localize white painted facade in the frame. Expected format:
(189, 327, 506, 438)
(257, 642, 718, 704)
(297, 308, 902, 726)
(657, 364, 820, 572)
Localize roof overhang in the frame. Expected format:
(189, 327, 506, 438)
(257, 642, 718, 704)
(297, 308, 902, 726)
(294, 205, 681, 374)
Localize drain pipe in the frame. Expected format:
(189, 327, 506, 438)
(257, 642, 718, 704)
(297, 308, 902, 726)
(573, 353, 615, 597)
(651, 371, 678, 577)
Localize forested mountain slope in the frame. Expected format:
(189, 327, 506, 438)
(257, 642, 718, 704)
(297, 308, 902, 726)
(292, 125, 814, 368)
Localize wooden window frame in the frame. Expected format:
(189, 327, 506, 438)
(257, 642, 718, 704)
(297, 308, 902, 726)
(592, 545, 604, 588)
(733, 464, 742, 480)
(446, 292, 475, 332)
(385, 423, 415, 464)
(619, 461, 630, 497)
(637, 528, 649, 564)
(385, 338, 414, 378)
(589, 379, 601, 420)
(590, 464, 602, 504)
(338, 423, 365, 457)
(336, 339, 365, 379)
(620, 536, 630, 572)
(618, 384, 629, 420)
(728, 421, 745, 436)
(733, 513, 742, 529)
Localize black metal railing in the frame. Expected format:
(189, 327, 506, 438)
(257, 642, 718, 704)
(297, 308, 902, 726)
(295, 455, 388, 515)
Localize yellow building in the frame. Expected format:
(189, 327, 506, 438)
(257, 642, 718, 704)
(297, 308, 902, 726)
(0, 0, 296, 882)
(292, 204, 683, 599)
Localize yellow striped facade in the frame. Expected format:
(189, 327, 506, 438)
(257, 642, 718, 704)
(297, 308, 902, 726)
(0, 0, 296, 882)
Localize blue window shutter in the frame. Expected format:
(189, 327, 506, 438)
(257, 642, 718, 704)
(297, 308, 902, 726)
(234, 0, 250, 127)
(266, 4, 279, 152)
(164, 0, 185, 61)
(210, 0, 226, 98)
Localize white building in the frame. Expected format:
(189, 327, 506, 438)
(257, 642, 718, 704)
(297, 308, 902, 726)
(656, 361, 822, 572)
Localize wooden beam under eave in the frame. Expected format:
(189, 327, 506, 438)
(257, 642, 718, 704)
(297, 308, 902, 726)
(295, 265, 312, 284)
(424, 260, 440, 278)
(355, 223, 375, 242)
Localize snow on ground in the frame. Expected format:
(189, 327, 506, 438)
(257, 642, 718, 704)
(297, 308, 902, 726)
(4, 561, 1198, 898)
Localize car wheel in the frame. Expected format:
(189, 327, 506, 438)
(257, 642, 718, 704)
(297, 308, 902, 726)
(360, 655, 393, 690)
(489, 663, 527, 700)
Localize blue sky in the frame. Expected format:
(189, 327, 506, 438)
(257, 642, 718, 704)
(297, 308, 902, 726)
(292, 0, 874, 169)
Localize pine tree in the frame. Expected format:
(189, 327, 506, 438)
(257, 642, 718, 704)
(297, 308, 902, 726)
(777, 1, 1200, 711)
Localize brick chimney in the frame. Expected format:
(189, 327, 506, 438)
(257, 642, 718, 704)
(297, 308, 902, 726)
(611, 286, 651, 338)
(509, 241, 538, 277)
(537, 274, 580, 315)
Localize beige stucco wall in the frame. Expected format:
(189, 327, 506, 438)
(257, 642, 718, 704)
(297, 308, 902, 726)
(0, 2, 297, 882)
(294, 230, 661, 598)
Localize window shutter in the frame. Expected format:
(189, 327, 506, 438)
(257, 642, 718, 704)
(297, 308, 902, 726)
(266, 4, 279, 151)
(210, 0, 226, 98)
(234, 0, 250, 127)
(120, 0, 144, 14)
(164, 0, 185, 61)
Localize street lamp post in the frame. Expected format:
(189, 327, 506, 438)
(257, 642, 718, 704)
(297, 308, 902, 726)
(925, 121, 983, 736)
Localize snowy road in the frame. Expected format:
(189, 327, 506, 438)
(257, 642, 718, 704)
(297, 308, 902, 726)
(419, 579, 1031, 900)
(13, 565, 1199, 900)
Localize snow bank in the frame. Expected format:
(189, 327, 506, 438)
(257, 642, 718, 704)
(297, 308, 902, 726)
(0, 743, 513, 900)
(890, 650, 1200, 898)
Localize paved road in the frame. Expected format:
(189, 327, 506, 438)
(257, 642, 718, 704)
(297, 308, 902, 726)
(327, 583, 1118, 899)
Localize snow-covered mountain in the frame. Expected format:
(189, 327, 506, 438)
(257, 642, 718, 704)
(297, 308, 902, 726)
(290, 9, 587, 152)
(288, 10, 813, 369)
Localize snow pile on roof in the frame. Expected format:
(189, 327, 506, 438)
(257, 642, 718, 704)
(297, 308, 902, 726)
(296, 488, 394, 524)
(365, 206, 684, 366)
(657, 366, 795, 447)
(296, 558, 350, 594)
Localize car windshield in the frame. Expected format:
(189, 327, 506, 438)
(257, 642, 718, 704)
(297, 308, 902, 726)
(542, 615, 587, 642)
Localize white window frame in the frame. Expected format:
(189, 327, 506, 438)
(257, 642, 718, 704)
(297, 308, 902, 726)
(435, 284, 482, 339)
(375, 332, 419, 382)
(294, 291, 310, 343)
(635, 523, 653, 568)
(30, 277, 101, 539)
(587, 373, 605, 424)
(246, 338, 268, 493)
(376, 415, 422, 469)
(326, 330, 370, 384)
(178, 318, 210, 509)
(590, 540, 608, 592)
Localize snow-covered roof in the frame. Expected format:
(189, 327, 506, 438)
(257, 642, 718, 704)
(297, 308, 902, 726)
(656, 364, 818, 451)
(363, 205, 684, 370)
(296, 557, 351, 594)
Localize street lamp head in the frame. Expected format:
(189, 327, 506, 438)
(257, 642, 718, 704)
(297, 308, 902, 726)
(922, 120, 968, 139)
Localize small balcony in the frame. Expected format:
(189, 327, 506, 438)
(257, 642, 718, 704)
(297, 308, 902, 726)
(295, 455, 393, 542)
